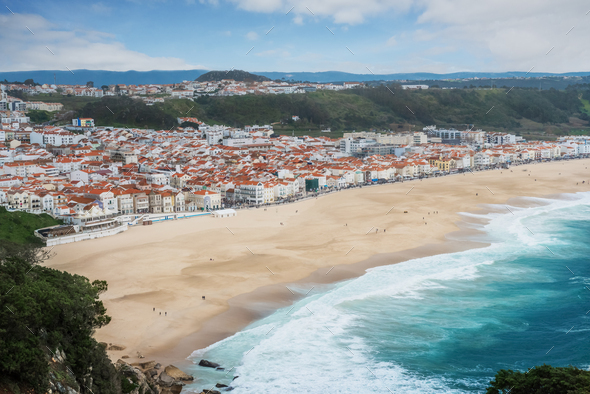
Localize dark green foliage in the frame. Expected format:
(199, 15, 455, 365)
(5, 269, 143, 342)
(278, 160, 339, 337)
(6, 89, 26, 100)
(27, 109, 52, 123)
(180, 121, 201, 129)
(194, 93, 332, 128)
(194, 85, 589, 130)
(195, 70, 270, 82)
(120, 375, 139, 393)
(79, 96, 177, 129)
(486, 365, 590, 394)
(77, 85, 590, 135)
(0, 244, 120, 393)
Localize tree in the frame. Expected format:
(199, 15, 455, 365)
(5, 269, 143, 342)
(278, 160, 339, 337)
(27, 110, 52, 124)
(486, 365, 590, 394)
(24, 78, 35, 86)
(7, 90, 26, 100)
(0, 244, 119, 392)
(101, 85, 108, 91)
(180, 121, 200, 129)
(86, 81, 94, 88)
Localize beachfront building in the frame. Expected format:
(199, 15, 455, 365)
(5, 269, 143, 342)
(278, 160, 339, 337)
(213, 208, 237, 218)
(174, 191, 185, 212)
(131, 190, 150, 214)
(148, 190, 163, 213)
(236, 181, 264, 205)
(113, 189, 135, 215)
(186, 190, 221, 211)
(161, 191, 174, 213)
(474, 152, 491, 167)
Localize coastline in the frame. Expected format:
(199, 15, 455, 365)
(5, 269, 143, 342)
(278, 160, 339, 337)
(176, 191, 580, 370)
(43, 158, 590, 370)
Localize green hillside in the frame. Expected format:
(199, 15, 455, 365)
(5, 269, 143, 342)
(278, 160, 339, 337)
(195, 69, 270, 82)
(78, 84, 590, 139)
(0, 207, 61, 245)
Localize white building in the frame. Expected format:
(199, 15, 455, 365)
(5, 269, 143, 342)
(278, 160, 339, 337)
(223, 137, 254, 147)
(486, 133, 516, 146)
(30, 128, 84, 147)
(206, 130, 224, 146)
(474, 151, 491, 166)
(339, 138, 376, 154)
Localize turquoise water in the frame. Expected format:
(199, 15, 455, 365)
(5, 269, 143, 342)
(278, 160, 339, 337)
(183, 193, 590, 393)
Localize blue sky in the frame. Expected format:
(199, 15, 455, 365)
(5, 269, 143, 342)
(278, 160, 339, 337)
(1, 0, 590, 73)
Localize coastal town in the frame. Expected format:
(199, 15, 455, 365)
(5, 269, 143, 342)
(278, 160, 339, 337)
(2, 81, 590, 245)
(0, 77, 366, 107)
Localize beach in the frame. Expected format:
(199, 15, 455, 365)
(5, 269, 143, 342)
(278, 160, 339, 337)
(44, 159, 590, 366)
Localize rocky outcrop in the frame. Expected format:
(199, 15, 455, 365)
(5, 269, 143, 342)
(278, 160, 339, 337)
(46, 347, 82, 394)
(116, 359, 158, 394)
(100, 342, 126, 351)
(198, 359, 220, 369)
(164, 365, 194, 381)
(116, 359, 195, 394)
(138, 360, 158, 370)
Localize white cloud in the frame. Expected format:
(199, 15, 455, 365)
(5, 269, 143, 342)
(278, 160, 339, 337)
(246, 31, 259, 40)
(412, 0, 590, 72)
(228, 0, 413, 24)
(0, 14, 200, 71)
(386, 36, 397, 46)
(225, 0, 590, 72)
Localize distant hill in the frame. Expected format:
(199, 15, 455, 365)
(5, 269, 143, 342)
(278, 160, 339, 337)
(80, 85, 590, 141)
(195, 70, 270, 82)
(3, 69, 590, 85)
(257, 71, 590, 83)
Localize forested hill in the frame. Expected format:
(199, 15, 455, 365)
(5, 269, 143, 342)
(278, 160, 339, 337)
(78, 84, 590, 139)
(195, 70, 270, 82)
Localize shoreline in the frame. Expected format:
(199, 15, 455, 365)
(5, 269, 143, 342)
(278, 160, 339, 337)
(43, 159, 590, 370)
(176, 191, 578, 370)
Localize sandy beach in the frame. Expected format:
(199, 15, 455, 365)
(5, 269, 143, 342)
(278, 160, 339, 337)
(44, 159, 590, 366)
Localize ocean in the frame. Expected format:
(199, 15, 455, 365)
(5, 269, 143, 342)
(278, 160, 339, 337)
(183, 193, 590, 393)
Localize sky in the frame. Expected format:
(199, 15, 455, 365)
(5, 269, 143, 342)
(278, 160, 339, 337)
(1, 0, 590, 74)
